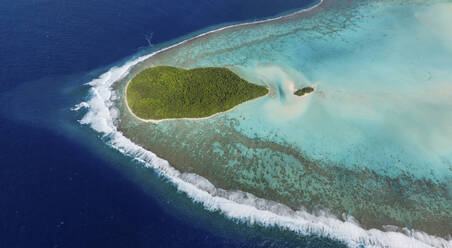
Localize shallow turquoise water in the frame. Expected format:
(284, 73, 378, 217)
(131, 0, 451, 179)
(80, 0, 452, 246)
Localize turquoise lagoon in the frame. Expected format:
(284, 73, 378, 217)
(79, 0, 452, 247)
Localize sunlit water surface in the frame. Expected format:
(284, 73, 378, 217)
(79, 0, 452, 247)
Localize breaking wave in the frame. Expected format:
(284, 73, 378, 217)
(74, 4, 452, 247)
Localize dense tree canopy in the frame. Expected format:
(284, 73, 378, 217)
(126, 66, 268, 120)
(294, 87, 314, 96)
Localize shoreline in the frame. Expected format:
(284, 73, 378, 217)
(117, 0, 324, 77)
(79, 0, 452, 246)
(119, 0, 323, 124)
(124, 78, 271, 124)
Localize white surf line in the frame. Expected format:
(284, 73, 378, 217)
(120, 0, 325, 72)
(79, 61, 452, 248)
(90, 0, 324, 124)
(75, 0, 452, 246)
(80, 86, 452, 248)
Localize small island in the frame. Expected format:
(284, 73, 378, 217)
(294, 86, 314, 96)
(126, 66, 269, 121)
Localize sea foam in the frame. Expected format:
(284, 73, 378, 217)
(75, 43, 452, 248)
(75, 2, 452, 247)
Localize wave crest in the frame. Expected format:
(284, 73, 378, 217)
(75, 10, 452, 248)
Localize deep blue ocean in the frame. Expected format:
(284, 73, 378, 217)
(0, 0, 346, 247)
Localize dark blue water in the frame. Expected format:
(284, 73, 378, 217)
(0, 0, 346, 247)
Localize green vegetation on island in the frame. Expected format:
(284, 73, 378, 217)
(294, 86, 314, 96)
(126, 66, 269, 120)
